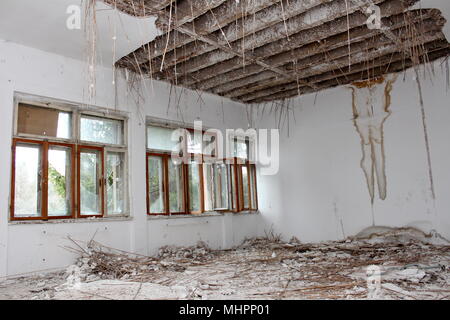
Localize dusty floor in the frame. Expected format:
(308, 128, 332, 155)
(0, 227, 449, 300)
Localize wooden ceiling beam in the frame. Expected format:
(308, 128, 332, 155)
(117, 0, 278, 69)
(245, 41, 449, 103)
(209, 9, 440, 95)
(237, 34, 446, 102)
(150, 0, 335, 73)
(223, 16, 445, 99)
(102, 0, 175, 15)
(170, 0, 418, 87)
(114, 0, 227, 69)
(154, 0, 393, 80)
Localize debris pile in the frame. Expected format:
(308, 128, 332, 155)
(157, 241, 214, 261)
(1, 227, 448, 300)
(63, 240, 215, 284)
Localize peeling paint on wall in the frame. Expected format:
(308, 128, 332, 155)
(350, 74, 398, 204)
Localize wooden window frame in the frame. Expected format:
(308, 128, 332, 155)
(211, 161, 231, 212)
(10, 98, 129, 222)
(146, 152, 169, 216)
(146, 125, 259, 216)
(234, 159, 258, 213)
(185, 155, 204, 215)
(146, 152, 189, 216)
(249, 163, 258, 211)
(10, 138, 76, 221)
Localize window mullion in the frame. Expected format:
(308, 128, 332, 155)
(199, 161, 204, 213)
(247, 162, 252, 211)
(100, 147, 105, 217)
(183, 161, 189, 214)
(164, 155, 170, 215)
(42, 141, 49, 219)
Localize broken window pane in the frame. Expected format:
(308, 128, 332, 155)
(168, 160, 184, 213)
(17, 103, 71, 139)
(187, 131, 202, 154)
(106, 152, 125, 215)
(14, 144, 42, 217)
(234, 138, 249, 159)
(242, 165, 249, 209)
(48, 146, 72, 217)
(79, 149, 102, 215)
(230, 164, 237, 211)
(147, 125, 181, 152)
(213, 163, 229, 210)
(203, 164, 213, 211)
(203, 132, 217, 157)
(188, 161, 201, 213)
(80, 115, 123, 145)
(148, 155, 165, 214)
(250, 165, 257, 210)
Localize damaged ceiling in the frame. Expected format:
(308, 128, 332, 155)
(106, 0, 450, 104)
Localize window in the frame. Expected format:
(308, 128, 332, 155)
(147, 125, 181, 152)
(229, 135, 258, 212)
(188, 158, 203, 214)
(203, 162, 230, 211)
(10, 99, 128, 221)
(146, 123, 257, 216)
(78, 147, 103, 216)
(80, 115, 124, 145)
(17, 103, 72, 139)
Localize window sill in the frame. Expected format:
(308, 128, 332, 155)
(9, 215, 132, 225)
(147, 210, 259, 220)
(232, 210, 260, 216)
(147, 212, 223, 220)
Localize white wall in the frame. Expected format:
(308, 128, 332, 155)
(3, 37, 448, 278)
(0, 40, 262, 277)
(257, 61, 450, 243)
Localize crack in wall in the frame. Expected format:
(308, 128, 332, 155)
(350, 74, 398, 204)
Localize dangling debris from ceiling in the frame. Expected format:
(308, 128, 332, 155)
(104, 0, 450, 104)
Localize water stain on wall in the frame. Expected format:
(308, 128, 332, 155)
(350, 74, 398, 204)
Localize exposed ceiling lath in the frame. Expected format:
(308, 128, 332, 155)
(104, 0, 450, 104)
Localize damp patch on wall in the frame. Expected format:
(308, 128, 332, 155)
(350, 74, 398, 204)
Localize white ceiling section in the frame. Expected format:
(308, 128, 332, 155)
(0, 0, 159, 65)
(0, 0, 448, 67)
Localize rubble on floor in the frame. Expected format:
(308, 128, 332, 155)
(0, 227, 449, 300)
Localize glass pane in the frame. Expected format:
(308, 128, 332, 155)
(168, 160, 184, 213)
(80, 116, 123, 145)
(230, 164, 237, 211)
(14, 144, 42, 217)
(250, 165, 257, 210)
(80, 150, 102, 215)
(48, 146, 72, 216)
(203, 164, 213, 211)
(147, 126, 181, 152)
(213, 163, 229, 209)
(107, 152, 125, 215)
(148, 156, 165, 214)
(203, 133, 216, 157)
(188, 162, 201, 212)
(242, 165, 249, 209)
(17, 103, 71, 139)
(187, 131, 202, 154)
(234, 138, 248, 159)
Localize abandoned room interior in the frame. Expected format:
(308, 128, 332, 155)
(0, 0, 449, 301)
